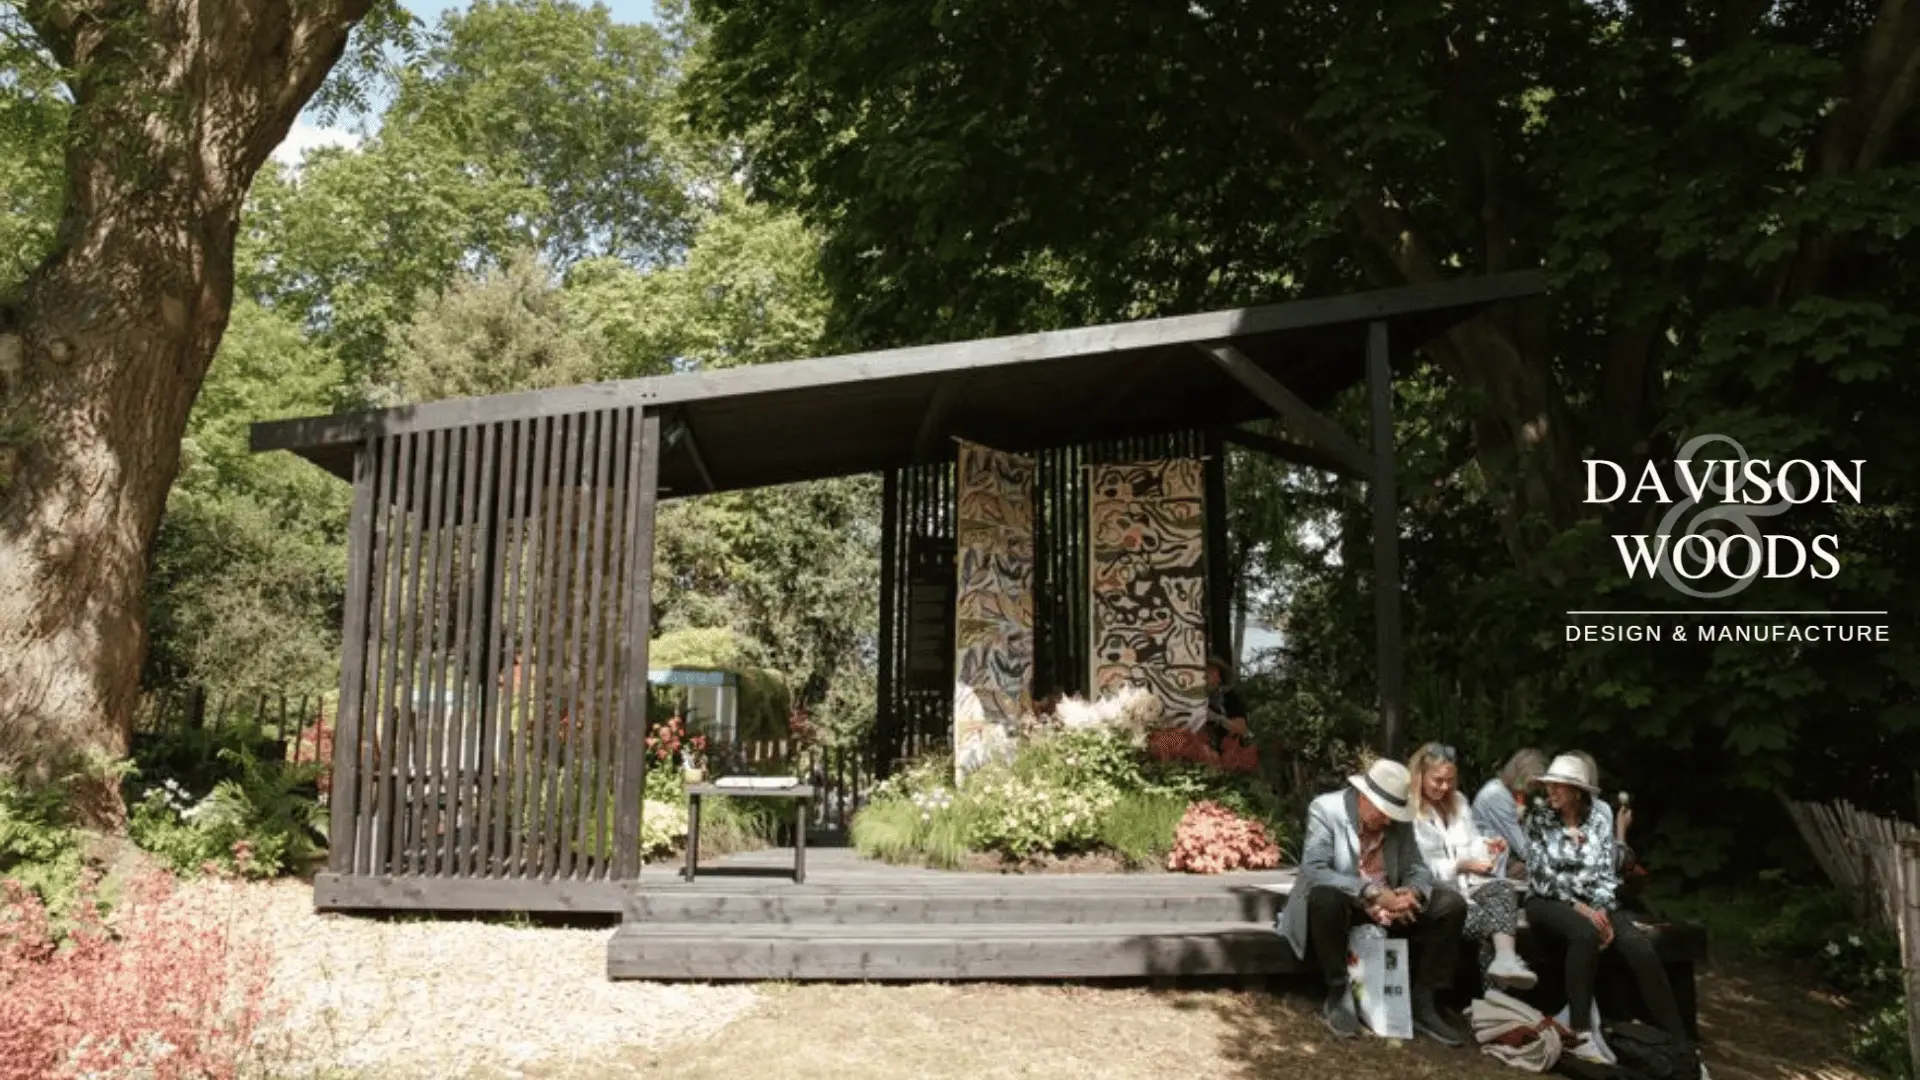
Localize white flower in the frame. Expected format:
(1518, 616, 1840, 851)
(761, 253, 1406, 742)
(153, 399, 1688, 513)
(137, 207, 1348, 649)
(1825, 942, 1842, 957)
(1849, 934, 1863, 947)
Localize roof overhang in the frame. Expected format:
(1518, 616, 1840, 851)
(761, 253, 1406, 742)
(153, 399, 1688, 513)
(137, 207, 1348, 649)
(251, 270, 1546, 495)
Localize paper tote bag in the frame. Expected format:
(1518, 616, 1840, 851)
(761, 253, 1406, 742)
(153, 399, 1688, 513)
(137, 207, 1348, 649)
(1346, 925, 1413, 1039)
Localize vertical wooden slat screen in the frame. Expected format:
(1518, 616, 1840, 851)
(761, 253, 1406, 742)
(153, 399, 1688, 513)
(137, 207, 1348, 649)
(324, 407, 659, 907)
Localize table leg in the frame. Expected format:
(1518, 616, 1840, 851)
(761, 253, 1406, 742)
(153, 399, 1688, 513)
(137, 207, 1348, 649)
(685, 794, 701, 883)
(794, 797, 807, 884)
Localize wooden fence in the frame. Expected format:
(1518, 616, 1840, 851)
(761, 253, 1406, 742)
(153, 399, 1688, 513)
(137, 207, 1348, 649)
(1783, 798, 1920, 1077)
(135, 688, 334, 768)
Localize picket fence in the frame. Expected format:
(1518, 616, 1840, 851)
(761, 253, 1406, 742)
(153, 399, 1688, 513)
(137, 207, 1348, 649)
(1782, 797, 1920, 1077)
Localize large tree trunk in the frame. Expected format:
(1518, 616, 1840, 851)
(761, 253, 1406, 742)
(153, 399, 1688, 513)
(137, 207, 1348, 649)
(0, 0, 373, 823)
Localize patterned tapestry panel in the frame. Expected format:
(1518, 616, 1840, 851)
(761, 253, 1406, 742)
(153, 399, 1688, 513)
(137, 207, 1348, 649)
(953, 441, 1036, 782)
(1088, 459, 1208, 726)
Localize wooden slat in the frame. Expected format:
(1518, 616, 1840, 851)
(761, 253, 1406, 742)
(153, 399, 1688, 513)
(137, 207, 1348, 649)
(557, 412, 603, 880)
(414, 427, 457, 876)
(614, 412, 661, 879)
(449, 422, 492, 877)
(312, 871, 625, 913)
(385, 433, 429, 875)
(361, 435, 401, 876)
(509, 416, 552, 876)
(475, 420, 516, 880)
(591, 408, 633, 876)
(329, 440, 379, 874)
(542, 415, 583, 879)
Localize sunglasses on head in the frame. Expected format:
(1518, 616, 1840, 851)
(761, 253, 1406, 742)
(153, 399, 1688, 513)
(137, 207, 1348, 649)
(1430, 744, 1457, 763)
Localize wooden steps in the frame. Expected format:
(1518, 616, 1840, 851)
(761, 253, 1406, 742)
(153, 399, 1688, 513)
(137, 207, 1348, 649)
(605, 849, 1710, 998)
(609, 848, 1300, 981)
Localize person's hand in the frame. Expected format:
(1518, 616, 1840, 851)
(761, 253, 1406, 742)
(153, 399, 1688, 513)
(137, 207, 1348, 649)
(1384, 889, 1422, 915)
(1226, 716, 1250, 738)
(1458, 858, 1494, 876)
(1616, 807, 1634, 842)
(1485, 837, 1508, 856)
(1367, 904, 1394, 926)
(1576, 903, 1615, 947)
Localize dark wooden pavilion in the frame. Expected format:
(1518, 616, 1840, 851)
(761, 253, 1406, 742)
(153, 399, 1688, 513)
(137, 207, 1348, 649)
(252, 270, 1546, 914)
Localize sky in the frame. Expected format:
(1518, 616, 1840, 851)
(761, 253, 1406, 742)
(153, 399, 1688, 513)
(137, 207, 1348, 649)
(273, 0, 660, 167)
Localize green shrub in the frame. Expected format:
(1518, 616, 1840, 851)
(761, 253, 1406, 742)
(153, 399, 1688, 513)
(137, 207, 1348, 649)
(0, 775, 86, 914)
(850, 790, 973, 868)
(1097, 791, 1186, 868)
(128, 749, 328, 879)
(1849, 996, 1913, 1079)
(961, 766, 1115, 859)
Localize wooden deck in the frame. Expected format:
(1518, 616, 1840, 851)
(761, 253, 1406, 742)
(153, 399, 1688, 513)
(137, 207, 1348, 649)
(608, 848, 1709, 1039)
(609, 847, 1298, 981)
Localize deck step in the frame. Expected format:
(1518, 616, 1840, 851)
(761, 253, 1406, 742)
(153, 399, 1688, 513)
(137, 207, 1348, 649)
(624, 888, 1284, 925)
(606, 920, 1303, 981)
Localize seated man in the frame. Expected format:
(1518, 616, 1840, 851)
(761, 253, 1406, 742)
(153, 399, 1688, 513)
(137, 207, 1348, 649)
(1202, 654, 1251, 745)
(1276, 759, 1470, 1045)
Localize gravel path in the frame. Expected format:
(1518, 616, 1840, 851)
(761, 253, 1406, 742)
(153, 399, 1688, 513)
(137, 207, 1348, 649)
(234, 880, 760, 1078)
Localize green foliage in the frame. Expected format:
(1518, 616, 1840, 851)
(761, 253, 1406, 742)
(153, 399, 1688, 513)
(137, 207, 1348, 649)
(1849, 998, 1913, 1080)
(0, 775, 85, 914)
(1095, 792, 1187, 869)
(143, 300, 351, 699)
(849, 788, 973, 869)
(853, 729, 1294, 868)
(126, 744, 328, 880)
(387, 249, 610, 403)
(0, 12, 63, 290)
(683, 0, 1920, 879)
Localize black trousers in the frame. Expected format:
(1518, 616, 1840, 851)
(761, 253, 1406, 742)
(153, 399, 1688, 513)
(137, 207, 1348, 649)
(1304, 883, 1466, 993)
(1524, 896, 1688, 1041)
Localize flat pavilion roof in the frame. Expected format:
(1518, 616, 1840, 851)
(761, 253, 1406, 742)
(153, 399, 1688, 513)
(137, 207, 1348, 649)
(251, 271, 1545, 496)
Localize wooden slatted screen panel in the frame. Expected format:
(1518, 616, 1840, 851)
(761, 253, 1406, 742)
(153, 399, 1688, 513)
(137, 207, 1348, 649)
(328, 409, 655, 901)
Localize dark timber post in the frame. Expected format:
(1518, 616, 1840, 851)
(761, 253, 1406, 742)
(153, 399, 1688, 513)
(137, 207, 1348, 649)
(1202, 429, 1233, 665)
(328, 439, 379, 873)
(875, 468, 899, 774)
(1367, 321, 1405, 759)
(614, 410, 661, 879)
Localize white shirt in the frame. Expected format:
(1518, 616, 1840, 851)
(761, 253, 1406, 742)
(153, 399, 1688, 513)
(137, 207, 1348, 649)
(1415, 792, 1494, 895)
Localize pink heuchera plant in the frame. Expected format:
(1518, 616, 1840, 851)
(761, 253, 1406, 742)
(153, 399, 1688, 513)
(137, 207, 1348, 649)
(1167, 800, 1283, 874)
(0, 863, 274, 1080)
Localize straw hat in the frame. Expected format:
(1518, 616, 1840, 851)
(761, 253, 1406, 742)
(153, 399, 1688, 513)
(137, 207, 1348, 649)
(1348, 759, 1414, 823)
(1538, 753, 1601, 793)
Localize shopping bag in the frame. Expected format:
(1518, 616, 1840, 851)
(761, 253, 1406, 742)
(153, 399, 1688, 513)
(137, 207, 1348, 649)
(1346, 924, 1413, 1039)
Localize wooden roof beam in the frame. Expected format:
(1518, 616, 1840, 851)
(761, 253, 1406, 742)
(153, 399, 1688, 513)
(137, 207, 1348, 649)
(1197, 342, 1373, 480)
(1220, 425, 1366, 482)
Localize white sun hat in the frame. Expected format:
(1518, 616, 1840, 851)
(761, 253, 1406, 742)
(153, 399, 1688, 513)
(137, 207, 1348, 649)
(1537, 753, 1601, 793)
(1348, 759, 1414, 823)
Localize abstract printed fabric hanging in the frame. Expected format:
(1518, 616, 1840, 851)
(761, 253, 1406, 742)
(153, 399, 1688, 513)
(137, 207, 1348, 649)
(1088, 458, 1208, 725)
(952, 441, 1036, 782)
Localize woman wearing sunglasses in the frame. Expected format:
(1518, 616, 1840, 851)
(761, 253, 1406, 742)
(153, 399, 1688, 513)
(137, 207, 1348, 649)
(1406, 742, 1537, 990)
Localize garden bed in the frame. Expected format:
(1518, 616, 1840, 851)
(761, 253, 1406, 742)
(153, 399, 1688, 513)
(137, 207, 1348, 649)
(850, 690, 1298, 876)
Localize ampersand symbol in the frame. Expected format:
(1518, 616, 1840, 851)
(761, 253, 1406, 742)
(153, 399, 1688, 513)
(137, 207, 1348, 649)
(1655, 433, 1803, 599)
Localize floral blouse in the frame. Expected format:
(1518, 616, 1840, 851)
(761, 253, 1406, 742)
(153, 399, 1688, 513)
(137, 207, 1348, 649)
(1522, 796, 1618, 910)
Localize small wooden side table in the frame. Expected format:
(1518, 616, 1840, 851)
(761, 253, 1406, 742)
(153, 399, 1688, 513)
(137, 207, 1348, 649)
(683, 782, 816, 884)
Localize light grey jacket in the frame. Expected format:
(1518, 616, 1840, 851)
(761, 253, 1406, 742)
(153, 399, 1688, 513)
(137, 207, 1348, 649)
(1277, 787, 1435, 961)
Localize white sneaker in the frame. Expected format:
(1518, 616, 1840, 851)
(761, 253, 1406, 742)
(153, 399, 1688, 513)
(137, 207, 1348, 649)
(1566, 1032, 1610, 1065)
(1485, 952, 1538, 990)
